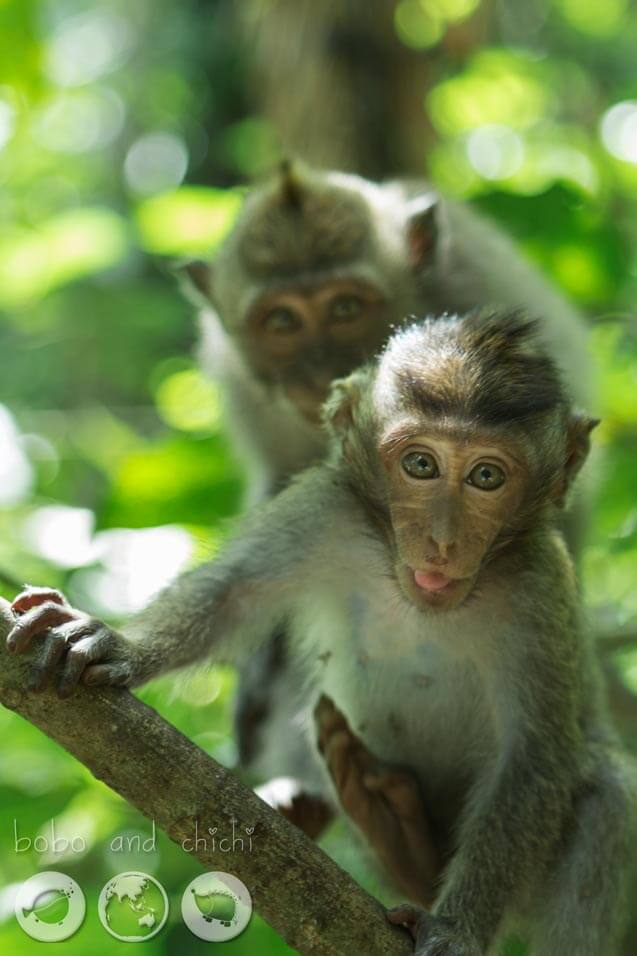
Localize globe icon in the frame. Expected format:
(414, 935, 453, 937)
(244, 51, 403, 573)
(98, 872, 168, 941)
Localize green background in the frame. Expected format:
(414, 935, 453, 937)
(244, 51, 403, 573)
(0, 1, 635, 953)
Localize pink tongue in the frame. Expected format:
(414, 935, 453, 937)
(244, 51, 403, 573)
(414, 570, 451, 592)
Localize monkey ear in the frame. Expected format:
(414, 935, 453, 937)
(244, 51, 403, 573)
(173, 259, 214, 308)
(405, 193, 439, 269)
(278, 158, 304, 209)
(323, 372, 364, 435)
(556, 413, 600, 505)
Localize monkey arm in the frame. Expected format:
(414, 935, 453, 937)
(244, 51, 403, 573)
(425, 632, 582, 953)
(435, 737, 576, 947)
(7, 467, 341, 695)
(389, 699, 582, 955)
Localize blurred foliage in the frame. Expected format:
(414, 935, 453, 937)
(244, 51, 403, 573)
(0, 0, 636, 953)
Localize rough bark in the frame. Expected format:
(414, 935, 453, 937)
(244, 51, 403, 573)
(0, 598, 411, 956)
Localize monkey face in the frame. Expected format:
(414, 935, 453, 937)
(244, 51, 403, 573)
(328, 313, 595, 614)
(240, 279, 392, 423)
(379, 426, 528, 612)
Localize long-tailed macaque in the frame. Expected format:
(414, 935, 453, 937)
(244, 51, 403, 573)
(185, 161, 591, 772)
(7, 312, 631, 956)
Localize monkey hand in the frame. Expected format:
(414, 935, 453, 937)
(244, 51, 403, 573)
(387, 907, 481, 956)
(6, 587, 143, 696)
(315, 695, 440, 907)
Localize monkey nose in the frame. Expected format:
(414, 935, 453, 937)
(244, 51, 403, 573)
(425, 552, 449, 566)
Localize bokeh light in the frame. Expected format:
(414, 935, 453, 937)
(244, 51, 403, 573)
(466, 125, 524, 180)
(0, 406, 32, 505)
(44, 9, 134, 87)
(556, 0, 629, 37)
(74, 526, 194, 615)
(135, 186, 243, 256)
(600, 101, 637, 164)
(394, 0, 444, 49)
(0, 207, 128, 306)
(0, 98, 15, 152)
(427, 50, 548, 135)
(33, 87, 126, 154)
(155, 368, 222, 433)
(124, 131, 189, 196)
(22, 505, 98, 568)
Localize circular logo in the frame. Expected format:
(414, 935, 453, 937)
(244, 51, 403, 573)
(15, 871, 86, 942)
(98, 871, 168, 942)
(181, 872, 252, 941)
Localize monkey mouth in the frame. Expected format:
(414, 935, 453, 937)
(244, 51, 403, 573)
(413, 570, 455, 593)
(401, 565, 476, 611)
(395, 562, 476, 611)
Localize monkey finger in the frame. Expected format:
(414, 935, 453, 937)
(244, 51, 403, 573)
(12, 587, 70, 615)
(320, 724, 373, 781)
(321, 733, 379, 817)
(321, 728, 358, 783)
(315, 699, 372, 773)
(314, 694, 336, 721)
(6, 603, 78, 655)
(28, 631, 69, 693)
(315, 696, 351, 749)
(82, 662, 135, 688)
(363, 768, 425, 813)
(386, 904, 427, 939)
(57, 627, 115, 698)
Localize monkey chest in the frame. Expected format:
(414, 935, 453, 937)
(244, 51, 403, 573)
(299, 588, 496, 796)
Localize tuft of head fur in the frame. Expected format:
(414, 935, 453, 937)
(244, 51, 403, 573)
(385, 310, 565, 428)
(236, 162, 373, 278)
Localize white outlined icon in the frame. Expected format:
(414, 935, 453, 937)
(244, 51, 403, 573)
(15, 871, 86, 942)
(98, 871, 168, 941)
(181, 871, 252, 941)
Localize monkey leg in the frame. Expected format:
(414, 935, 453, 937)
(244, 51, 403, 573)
(255, 776, 335, 840)
(529, 753, 635, 956)
(235, 629, 335, 839)
(234, 629, 287, 766)
(315, 695, 441, 907)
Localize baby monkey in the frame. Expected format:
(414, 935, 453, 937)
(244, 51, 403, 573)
(7, 312, 633, 955)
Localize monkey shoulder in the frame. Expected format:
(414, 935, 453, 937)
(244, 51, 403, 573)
(243, 464, 374, 568)
(486, 529, 578, 616)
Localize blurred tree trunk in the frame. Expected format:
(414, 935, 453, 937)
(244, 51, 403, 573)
(240, 0, 435, 178)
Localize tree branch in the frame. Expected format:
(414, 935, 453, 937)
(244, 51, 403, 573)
(0, 599, 411, 956)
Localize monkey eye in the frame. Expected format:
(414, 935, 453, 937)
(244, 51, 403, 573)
(466, 462, 505, 491)
(262, 307, 303, 334)
(401, 451, 440, 480)
(329, 294, 364, 323)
